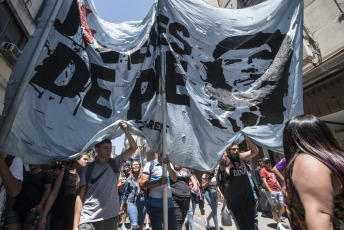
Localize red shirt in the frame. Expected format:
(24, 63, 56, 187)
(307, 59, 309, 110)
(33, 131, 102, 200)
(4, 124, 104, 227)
(260, 168, 280, 191)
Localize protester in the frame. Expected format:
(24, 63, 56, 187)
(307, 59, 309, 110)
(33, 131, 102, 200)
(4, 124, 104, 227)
(140, 155, 178, 230)
(38, 153, 89, 230)
(254, 159, 271, 218)
(185, 169, 201, 230)
(4, 164, 52, 230)
(73, 120, 138, 230)
(170, 165, 197, 230)
(218, 131, 259, 230)
(283, 114, 344, 230)
(260, 158, 286, 230)
(0, 153, 23, 226)
(120, 160, 147, 230)
(118, 162, 131, 230)
(202, 170, 223, 230)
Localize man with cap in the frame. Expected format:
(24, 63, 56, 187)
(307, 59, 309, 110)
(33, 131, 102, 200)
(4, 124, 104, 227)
(255, 158, 271, 218)
(218, 131, 259, 230)
(260, 158, 286, 230)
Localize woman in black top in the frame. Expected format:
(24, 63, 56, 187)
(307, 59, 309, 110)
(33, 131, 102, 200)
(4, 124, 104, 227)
(170, 165, 198, 230)
(38, 153, 89, 230)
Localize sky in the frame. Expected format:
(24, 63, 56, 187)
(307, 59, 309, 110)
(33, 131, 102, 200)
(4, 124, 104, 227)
(92, 0, 155, 23)
(92, 0, 154, 155)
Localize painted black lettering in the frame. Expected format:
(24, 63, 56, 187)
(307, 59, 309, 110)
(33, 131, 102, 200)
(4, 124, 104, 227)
(30, 43, 89, 99)
(165, 51, 190, 106)
(82, 63, 116, 118)
(169, 22, 192, 55)
(54, 0, 79, 36)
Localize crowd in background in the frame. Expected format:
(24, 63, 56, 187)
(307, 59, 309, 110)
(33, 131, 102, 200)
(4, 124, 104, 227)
(0, 115, 343, 230)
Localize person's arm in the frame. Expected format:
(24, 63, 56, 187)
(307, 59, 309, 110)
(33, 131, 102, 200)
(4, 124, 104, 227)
(0, 153, 22, 197)
(73, 185, 86, 230)
(240, 131, 259, 161)
(292, 154, 335, 230)
(190, 175, 198, 193)
(201, 174, 209, 190)
(261, 170, 276, 197)
(38, 171, 65, 230)
(165, 157, 177, 182)
(271, 166, 284, 182)
(219, 154, 227, 173)
(36, 184, 52, 213)
(119, 121, 138, 162)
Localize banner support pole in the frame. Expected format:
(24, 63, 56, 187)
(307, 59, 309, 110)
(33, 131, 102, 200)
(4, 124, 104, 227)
(160, 47, 168, 230)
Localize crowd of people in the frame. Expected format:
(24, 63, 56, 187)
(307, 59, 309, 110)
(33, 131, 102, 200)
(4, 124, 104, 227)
(0, 115, 343, 230)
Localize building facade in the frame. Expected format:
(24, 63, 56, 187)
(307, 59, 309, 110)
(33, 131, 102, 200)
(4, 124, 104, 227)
(0, 0, 45, 115)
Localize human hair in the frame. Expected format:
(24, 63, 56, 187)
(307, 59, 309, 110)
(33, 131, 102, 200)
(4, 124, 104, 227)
(69, 153, 88, 170)
(52, 164, 62, 171)
(95, 138, 111, 148)
(283, 114, 344, 198)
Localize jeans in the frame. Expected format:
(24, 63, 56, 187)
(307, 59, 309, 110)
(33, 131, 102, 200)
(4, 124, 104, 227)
(127, 196, 147, 228)
(147, 205, 178, 230)
(204, 188, 219, 229)
(187, 196, 196, 230)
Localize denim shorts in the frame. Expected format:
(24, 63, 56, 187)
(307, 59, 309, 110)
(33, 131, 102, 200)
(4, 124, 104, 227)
(4, 209, 37, 227)
(264, 190, 284, 206)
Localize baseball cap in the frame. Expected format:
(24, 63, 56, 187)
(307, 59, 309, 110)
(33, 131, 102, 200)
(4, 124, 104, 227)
(261, 157, 271, 162)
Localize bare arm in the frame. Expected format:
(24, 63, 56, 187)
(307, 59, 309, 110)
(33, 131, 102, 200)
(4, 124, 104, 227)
(140, 173, 165, 188)
(201, 175, 209, 190)
(0, 153, 22, 197)
(73, 185, 86, 230)
(240, 131, 259, 161)
(165, 158, 177, 182)
(262, 177, 275, 197)
(190, 175, 198, 193)
(293, 154, 335, 230)
(271, 166, 284, 182)
(119, 121, 138, 162)
(38, 172, 65, 230)
(36, 184, 52, 212)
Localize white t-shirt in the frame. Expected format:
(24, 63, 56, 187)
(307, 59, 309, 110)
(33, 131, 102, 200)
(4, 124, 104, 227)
(202, 173, 217, 186)
(0, 156, 23, 218)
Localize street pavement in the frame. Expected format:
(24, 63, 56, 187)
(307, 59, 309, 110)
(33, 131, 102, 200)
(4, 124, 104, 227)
(121, 200, 291, 230)
(191, 200, 291, 230)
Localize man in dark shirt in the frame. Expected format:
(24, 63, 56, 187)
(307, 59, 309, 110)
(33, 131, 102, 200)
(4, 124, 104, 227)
(219, 131, 259, 230)
(4, 164, 52, 230)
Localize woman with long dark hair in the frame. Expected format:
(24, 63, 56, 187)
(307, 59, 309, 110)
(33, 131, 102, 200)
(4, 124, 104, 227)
(283, 114, 344, 230)
(120, 160, 147, 230)
(38, 153, 89, 230)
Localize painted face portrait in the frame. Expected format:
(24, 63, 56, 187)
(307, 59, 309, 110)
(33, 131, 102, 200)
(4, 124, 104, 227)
(201, 30, 293, 132)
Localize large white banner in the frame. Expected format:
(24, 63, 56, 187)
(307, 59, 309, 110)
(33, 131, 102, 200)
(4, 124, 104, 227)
(1, 0, 303, 170)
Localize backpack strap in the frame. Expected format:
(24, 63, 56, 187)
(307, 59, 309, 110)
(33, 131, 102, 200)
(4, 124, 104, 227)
(108, 158, 119, 174)
(85, 161, 96, 186)
(85, 159, 119, 187)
